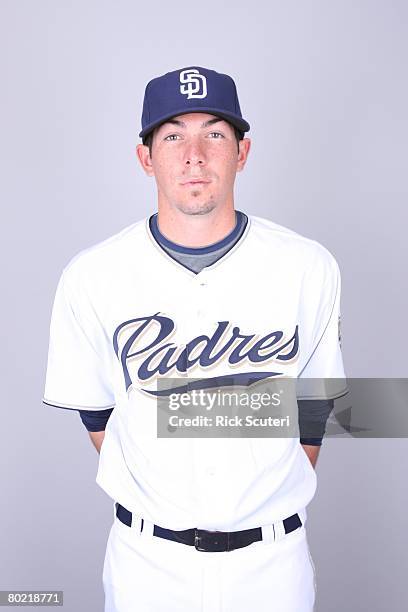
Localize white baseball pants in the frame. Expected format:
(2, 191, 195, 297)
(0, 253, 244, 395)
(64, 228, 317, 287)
(103, 506, 316, 612)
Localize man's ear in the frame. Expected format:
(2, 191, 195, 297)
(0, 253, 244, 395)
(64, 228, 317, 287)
(236, 137, 251, 172)
(136, 143, 154, 177)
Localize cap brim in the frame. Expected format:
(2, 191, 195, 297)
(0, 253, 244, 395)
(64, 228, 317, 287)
(139, 107, 250, 139)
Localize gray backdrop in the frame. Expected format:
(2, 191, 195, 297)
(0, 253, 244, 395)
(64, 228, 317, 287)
(1, 0, 407, 610)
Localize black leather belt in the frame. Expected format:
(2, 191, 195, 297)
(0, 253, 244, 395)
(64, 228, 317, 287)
(115, 503, 302, 552)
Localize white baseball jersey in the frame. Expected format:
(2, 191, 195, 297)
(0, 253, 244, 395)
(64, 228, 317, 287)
(43, 214, 347, 531)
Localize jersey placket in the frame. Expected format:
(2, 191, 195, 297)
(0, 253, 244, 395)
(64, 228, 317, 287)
(183, 269, 230, 528)
(182, 268, 212, 353)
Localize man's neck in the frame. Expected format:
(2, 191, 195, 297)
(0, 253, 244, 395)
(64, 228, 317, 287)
(156, 204, 237, 248)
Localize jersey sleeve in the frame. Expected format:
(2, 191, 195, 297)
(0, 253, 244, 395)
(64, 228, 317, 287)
(296, 252, 348, 401)
(42, 267, 115, 411)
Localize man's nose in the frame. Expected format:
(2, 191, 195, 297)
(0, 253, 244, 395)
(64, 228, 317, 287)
(183, 140, 206, 165)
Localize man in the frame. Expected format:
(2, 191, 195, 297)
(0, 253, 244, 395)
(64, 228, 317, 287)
(43, 66, 347, 611)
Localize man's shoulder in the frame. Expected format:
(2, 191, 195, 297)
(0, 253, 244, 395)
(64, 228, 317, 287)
(60, 217, 149, 286)
(248, 213, 340, 271)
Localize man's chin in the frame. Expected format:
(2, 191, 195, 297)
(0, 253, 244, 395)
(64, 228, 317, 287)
(175, 201, 217, 216)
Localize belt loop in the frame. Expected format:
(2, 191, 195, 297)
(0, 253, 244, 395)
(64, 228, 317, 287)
(261, 524, 275, 545)
(273, 519, 286, 542)
(130, 513, 143, 533)
(298, 507, 307, 527)
(139, 517, 155, 539)
(125, 509, 145, 534)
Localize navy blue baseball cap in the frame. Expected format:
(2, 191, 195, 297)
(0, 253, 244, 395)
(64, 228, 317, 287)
(139, 66, 250, 141)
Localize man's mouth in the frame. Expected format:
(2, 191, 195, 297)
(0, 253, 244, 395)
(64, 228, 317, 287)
(182, 179, 211, 185)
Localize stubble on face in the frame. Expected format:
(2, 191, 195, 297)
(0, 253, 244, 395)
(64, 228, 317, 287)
(174, 199, 217, 216)
(171, 178, 219, 216)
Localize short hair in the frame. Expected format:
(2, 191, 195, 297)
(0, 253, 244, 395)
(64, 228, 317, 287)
(142, 120, 244, 157)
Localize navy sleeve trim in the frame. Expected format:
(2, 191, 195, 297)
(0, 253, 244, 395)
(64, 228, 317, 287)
(78, 408, 114, 432)
(298, 399, 334, 442)
(300, 437, 323, 446)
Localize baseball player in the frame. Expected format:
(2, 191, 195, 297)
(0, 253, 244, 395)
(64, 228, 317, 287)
(43, 66, 348, 612)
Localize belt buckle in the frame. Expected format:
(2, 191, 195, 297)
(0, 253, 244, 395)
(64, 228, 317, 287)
(194, 528, 228, 552)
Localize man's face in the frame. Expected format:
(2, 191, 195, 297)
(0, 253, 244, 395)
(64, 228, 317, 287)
(137, 112, 250, 216)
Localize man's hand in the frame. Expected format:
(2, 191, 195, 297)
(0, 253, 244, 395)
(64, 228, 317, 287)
(89, 431, 105, 454)
(301, 443, 321, 469)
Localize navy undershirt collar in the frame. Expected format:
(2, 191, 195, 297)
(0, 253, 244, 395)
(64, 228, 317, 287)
(149, 211, 244, 255)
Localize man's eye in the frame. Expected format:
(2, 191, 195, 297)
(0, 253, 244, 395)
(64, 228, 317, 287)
(164, 132, 225, 141)
(164, 134, 180, 141)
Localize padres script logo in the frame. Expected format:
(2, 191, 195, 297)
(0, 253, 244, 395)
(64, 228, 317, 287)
(113, 313, 299, 396)
(179, 68, 207, 99)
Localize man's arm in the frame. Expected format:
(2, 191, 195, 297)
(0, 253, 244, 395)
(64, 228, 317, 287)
(89, 430, 105, 454)
(78, 408, 113, 454)
(301, 443, 321, 469)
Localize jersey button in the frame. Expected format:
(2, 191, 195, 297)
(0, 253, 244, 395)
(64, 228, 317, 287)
(206, 467, 216, 476)
(196, 274, 207, 286)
